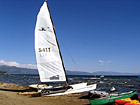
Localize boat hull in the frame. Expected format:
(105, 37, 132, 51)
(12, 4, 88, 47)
(89, 91, 137, 105)
(29, 84, 53, 90)
(29, 83, 97, 96)
(46, 83, 97, 96)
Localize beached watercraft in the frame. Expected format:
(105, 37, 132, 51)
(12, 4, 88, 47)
(89, 90, 137, 105)
(29, 0, 96, 96)
(115, 97, 140, 105)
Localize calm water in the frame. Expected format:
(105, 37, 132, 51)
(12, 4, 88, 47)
(0, 74, 140, 94)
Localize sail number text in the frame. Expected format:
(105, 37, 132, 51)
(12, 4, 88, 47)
(39, 48, 50, 52)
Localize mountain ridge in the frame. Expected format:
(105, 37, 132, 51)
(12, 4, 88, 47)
(0, 65, 139, 75)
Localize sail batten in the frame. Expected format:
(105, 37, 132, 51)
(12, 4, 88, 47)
(35, 2, 67, 83)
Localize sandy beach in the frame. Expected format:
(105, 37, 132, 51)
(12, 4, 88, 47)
(0, 82, 90, 105)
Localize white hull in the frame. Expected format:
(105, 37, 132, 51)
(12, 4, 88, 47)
(29, 84, 53, 90)
(29, 83, 97, 96)
(46, 83, 97, 96)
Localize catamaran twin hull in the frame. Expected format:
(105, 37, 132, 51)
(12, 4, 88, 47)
(32, 1, 97, 96)
(29, 83, 97, 96)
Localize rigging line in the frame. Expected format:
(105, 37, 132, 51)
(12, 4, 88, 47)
(44, 0, 80, 72)
(57, 35, 81, 72)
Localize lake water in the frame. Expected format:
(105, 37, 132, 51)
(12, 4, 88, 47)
(0, 74, 140, 94)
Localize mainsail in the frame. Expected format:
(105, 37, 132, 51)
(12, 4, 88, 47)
(35, 2, 67, 83)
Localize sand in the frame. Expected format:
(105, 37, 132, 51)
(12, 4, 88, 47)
(0, 82, 90, 105)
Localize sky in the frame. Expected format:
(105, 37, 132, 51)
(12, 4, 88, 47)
(0, 0, 140, 73)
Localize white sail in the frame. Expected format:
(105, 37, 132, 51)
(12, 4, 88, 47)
(35, 2, 66, 82)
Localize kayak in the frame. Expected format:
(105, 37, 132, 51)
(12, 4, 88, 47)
(89, 90, 137, 105)
(115, 96, 140, 105)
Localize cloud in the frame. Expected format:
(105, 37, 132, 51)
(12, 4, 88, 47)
(0, 60, 37, 69)
(98, 59, 112, 66)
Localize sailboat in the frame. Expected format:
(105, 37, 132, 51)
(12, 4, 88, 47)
(29, 0, 96, 96)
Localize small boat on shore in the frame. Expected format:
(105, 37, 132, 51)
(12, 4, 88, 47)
(89, 90, 137, 105)
(29, 0, 96, 96)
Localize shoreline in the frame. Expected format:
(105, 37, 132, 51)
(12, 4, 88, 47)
(0, 82, 90, 105)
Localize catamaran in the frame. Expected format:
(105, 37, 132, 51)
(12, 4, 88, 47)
(29, 0, 96, 96)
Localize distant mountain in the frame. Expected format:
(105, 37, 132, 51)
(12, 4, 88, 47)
(0, 65, 91, 75)
(66, 70, 91, 75)
(0, 65, 38, 74)
(0, 65, 139, 75)
(93, 71, 123, 75)
(92, 71, 140, 76)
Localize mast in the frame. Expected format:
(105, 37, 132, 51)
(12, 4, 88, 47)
(45, 0, 68, 84)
